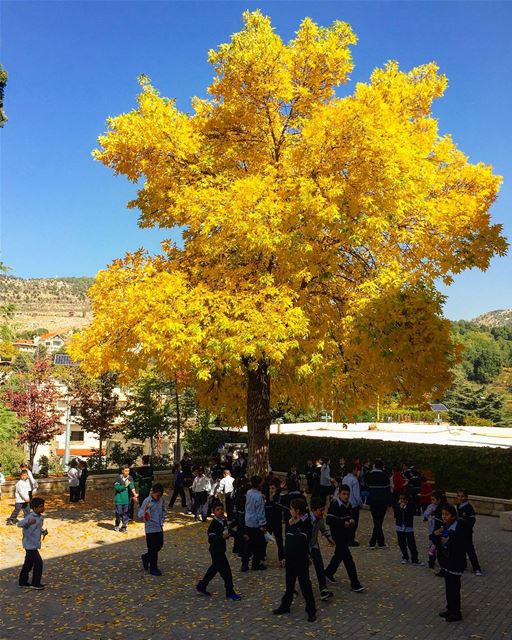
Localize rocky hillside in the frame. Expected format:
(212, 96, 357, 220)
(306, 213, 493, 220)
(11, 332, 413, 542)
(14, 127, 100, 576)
(0, 276, 94, 334)
(472, 309, 512, 328)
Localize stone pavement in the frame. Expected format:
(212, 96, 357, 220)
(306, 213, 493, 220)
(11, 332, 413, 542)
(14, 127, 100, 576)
(0, 490, 511, 640)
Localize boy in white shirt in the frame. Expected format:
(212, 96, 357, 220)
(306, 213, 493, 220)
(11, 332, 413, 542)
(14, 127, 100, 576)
(6, 470, 32, 524)
(216, 469, 235, 521)
(18, 497, 47, 589)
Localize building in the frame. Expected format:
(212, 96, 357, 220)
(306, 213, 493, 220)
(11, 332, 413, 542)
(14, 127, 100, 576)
(34, 333, 65, 353)
(12, 339, 38, 355)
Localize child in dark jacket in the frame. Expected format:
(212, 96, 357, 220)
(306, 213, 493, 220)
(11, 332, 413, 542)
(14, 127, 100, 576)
(433, 504, 468, 622)
(273, 498, 317, 622)
(309, 496, 335, 601)
(196, 503, 241, 600)
(268, 478, 285, 565)
(324, 484, 364, 592)
(393, 493, 421, 565)
(456, 488, 482, 576)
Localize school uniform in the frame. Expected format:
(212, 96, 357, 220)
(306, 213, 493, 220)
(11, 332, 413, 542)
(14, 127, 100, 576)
(169, 470, 187, 508)
(304, 464, 316, 494)
(268, 490, 285, 562)
(309, 511, 332, 592)
(7, 479, 32, 523)
(457, 501, 481, 572)
(138, 495, 166, 572)
(217, 475, 235, 521)
(78, 466, 88, 501)
(17, 510, 45, 587)
(342, 472, 363, 544)
(197, 515, 236, 596)
(242, 488, 266, 570)
(435, 520, 468, 619)
(393, 501, 419, 562)
(192, 474, 212, 521)
(319, 464, 333, 499)
(324, 498, 362, 589)
(278, 514, 316, 617)
(367, 468, 391, 547)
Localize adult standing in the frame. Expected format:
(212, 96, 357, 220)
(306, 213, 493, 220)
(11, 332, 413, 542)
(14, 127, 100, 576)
(67, 460, 80, 503)
(78, 460, 88, 502)
(367, 459, 391, 549)
(180, 452, 194, 507)
(342, 463, 363, 546)
(319, 458, 334, 500)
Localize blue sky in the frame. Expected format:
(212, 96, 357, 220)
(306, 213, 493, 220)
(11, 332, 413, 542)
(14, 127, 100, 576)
(1, 1, 510, 320)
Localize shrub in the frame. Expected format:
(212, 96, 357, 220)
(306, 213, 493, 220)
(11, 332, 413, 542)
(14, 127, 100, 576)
(0, 440, 26, 477)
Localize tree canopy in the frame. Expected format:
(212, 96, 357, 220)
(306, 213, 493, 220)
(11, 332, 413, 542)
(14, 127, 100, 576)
(71, 11, 507, 472)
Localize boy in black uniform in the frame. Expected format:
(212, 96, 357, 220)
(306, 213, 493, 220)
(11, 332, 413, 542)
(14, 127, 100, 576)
(367, 459, 390, 548)
(273, 498, 317, 622)
(456, 488, 482, 575)
(393, 492, 421, 564)
(433, 504, 468, 622)
(324, 484, 364, 592)
(196, 503, 241, 600)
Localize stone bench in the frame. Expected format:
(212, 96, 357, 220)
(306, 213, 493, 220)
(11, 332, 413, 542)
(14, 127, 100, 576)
(499, 511, 512, 531)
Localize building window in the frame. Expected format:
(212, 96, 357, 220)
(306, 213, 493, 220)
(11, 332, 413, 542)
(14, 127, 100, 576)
(70, 431, 85, 442)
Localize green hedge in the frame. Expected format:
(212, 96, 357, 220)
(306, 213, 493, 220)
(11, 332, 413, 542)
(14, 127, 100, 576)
(267, 434, 512, 499)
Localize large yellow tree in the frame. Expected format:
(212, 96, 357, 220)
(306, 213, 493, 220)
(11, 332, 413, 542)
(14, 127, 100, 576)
(71, 11, 507, 474)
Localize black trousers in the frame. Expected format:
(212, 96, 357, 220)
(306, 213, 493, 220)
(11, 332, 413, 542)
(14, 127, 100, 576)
(349, 506, 360, 543)
(325, 540, 360, 588)
(242, 527, 265, 569)
(69, 486, 80, 503)
(271, 520, 284, 562)
(369, 503, 387, 546)
(169, 486, 186, 507)
(444, 572, 462, 614)
(280, 557, 316, 615)
(310, 546, 326, 590)
(466, 531, 481, 572)
(198, 550, 235, 596)
(225, 493, 234, 521)
(397, 531, 418, 562)
(79, 480, 87, 501)
(19, 549, 43, 586)
(143, 532, 163, 571)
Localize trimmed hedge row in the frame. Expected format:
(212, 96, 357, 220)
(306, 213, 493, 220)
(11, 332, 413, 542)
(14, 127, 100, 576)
(267, 434, 512, 499)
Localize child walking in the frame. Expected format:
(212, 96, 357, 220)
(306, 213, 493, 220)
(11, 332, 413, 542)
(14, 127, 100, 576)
(324, 483, 364, 592)
(6, 469, 32, 525)
(138, 483, 166, 576)
(456, 488, 482, 576)
(309, 496, 335, 601)
(17, 497, 47, 589)
(273, 498, 317, 622)
(423, 490, 447, 571)
(114, 465, 138, 532)
(196, 502, 241, 600)
(393, 492, 422, 565)
(433, 504, 467, 622)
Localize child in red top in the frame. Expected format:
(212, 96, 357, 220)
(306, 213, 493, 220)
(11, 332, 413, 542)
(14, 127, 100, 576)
(420, 477, 432, 513)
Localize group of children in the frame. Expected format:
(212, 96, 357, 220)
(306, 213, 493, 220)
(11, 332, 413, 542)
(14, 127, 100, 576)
(7, 452, 483, 625)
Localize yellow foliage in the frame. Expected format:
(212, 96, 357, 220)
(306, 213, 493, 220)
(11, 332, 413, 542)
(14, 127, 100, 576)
(71, 11, 507, 423)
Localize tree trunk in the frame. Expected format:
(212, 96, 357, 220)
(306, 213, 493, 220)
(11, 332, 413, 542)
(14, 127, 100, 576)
(246, 359, 271, 477)
(29, 443, 37, 467)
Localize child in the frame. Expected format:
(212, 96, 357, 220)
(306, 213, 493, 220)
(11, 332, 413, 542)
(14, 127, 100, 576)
(341, 463, 362, 546)
(0, 463, 6, 500)
(196, 502, 241, 600)
(273, 498, 317, 622)
(136, 455, 154, 507)
(324, 483, 364, 592)
(114, 465, 138, 532)
(393, 493, 422, 565)
(433, 504, 467, 622)
(138, 483, 166, 576)
(216, 469, 235, 522)
(241, 475, 267, 571)
(169, 463, 187, 509)
(17, 497, 47, 589)
(424, 490, 447, 571)
(6, 470, 32, 525)
(191, 467, 212, 522)
(20, 463, 38, 500)
(309, 496, 335, 601)
(456, 488, 482, 576)
(268, 478, 285, 565)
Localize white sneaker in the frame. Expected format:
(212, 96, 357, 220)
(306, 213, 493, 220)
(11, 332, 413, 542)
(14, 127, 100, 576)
(401, 558, 409, 564)
(475, 570, 483, 576)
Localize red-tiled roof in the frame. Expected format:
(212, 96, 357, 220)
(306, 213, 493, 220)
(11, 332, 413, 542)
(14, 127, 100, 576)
(14, 339, 35, 345)
(40, 332, 62, 340)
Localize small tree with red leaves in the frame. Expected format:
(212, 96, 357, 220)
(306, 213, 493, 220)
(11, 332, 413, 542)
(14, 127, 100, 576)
(6, 360, 64, 466)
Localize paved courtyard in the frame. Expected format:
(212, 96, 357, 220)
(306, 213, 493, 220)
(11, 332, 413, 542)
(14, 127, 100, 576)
(1, 490, 511, 640)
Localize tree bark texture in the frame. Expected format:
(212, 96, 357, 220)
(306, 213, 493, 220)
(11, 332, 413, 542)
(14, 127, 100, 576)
(246, 360, 271, 477)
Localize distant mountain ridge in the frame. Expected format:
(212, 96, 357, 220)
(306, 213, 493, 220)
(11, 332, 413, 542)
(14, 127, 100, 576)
(472, 309, 512, 328)
(0, 275, 94, 334)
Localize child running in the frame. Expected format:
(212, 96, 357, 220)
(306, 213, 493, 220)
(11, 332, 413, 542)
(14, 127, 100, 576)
(17, 497, 47, 589)
(196, 502, 241, 600)
(6, 469, 32, 525)
(138, 483, 166, 576)
(273, 497, 317, 622)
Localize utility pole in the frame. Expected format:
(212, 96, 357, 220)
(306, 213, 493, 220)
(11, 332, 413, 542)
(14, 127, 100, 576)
(174, 374, 181, 463)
